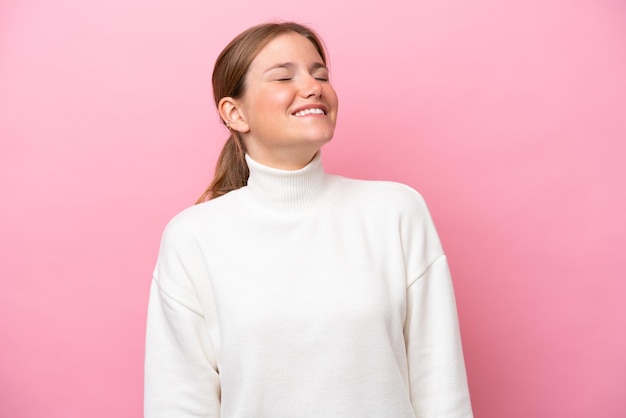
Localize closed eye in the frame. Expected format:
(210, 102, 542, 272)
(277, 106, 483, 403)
(312, 69, 329, 82)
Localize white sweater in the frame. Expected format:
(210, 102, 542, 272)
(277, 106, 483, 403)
(145, 153, 473, 418)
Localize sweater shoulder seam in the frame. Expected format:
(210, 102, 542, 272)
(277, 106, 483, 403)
(407, 254, 447, 289)
(152, 275, 204, 317)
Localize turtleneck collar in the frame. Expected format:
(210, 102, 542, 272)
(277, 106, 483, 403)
(241, 152, 338, 214)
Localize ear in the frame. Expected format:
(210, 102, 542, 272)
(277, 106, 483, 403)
(218, 97, 250, 133)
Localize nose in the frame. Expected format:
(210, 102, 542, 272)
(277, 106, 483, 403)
(300, 75, 322, 98)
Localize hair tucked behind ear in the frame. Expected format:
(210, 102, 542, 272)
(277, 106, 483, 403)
(195, 22, 328, 203)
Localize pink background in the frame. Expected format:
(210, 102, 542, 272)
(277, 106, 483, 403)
(1, 0, 625, 417)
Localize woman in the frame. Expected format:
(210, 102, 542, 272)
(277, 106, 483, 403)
(145, 22, 473, 417)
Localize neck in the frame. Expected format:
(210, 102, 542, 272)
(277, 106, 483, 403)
(241, 152, 339, 214)
(242, 143, 322, 171)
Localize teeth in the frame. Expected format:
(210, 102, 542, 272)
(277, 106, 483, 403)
(294, 108, 325, 116)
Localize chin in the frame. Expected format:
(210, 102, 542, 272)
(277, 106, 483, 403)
(306, 135, 333, 148)
(307, 129, 335, 145)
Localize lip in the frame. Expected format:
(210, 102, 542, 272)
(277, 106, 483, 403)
(291, 104, 328, 116)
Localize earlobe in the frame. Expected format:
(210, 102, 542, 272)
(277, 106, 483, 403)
(218, 97, 250, 133)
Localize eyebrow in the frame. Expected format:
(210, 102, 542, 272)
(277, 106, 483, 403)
(263, 62, 328, 73)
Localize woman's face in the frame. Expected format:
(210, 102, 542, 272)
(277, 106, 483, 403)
(235, 32, 338, 169)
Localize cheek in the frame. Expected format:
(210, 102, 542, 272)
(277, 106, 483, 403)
(256, 86, 294, 111)
(275, 91, 295, 111)
(324, 85, 339, 108)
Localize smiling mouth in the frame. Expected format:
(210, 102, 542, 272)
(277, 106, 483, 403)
(293, 108, 326, 117)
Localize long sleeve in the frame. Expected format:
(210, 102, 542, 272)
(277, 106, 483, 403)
(404, 256, 473, 418)
(144, 218, 221, 418)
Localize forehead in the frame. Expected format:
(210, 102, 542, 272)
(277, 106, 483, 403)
(249, 32, 324, 70)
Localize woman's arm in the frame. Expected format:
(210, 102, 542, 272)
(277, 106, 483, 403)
(404, 255, 473, 418)
(144, 217, 221, 417)
(394, 186, 473, 417)
(145, 279, 220, 417)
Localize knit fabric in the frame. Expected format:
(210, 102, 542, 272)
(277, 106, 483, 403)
(145, 153, 473, 417)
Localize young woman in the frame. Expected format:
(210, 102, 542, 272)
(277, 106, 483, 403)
(145, 22, 473, 417)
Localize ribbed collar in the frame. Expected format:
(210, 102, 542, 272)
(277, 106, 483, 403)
(241, 152, 336, 215)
